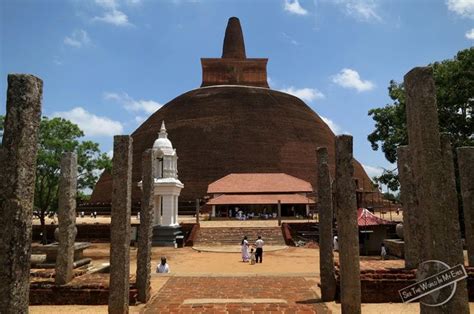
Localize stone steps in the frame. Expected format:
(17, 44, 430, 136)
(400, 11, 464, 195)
(194, 227, 285, 246)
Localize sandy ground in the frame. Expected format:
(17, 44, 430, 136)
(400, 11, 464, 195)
(29, 242, 474, 313)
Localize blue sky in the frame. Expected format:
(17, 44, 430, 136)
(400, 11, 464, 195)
(1, 0, 473, 180)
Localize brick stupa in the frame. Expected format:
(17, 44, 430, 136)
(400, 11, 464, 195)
(91, 17, 375, 207)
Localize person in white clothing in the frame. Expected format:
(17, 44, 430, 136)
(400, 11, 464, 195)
(333, 235, 339, 252)
(381, 243, 387, 260)
(254, 236, 264, 263)
(156, 257, 170, 273)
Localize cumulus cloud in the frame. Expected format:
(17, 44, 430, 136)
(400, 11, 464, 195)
(328, 0, 382, 22)
(104, 92, 162, 114)
(332, 68, 374, 92)
(64, 29, 91, 48)
(466, 28, 474, 39)
(53, 107, 124, 136)
(447, 0, 474, 18)
(284, 0, 309, 15)
(279, 87, 325, 102)
(92, 0, 133, 26)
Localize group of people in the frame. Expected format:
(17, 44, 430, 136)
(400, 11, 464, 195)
(241, 235, 264, 264)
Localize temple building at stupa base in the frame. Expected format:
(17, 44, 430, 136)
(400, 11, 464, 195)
(90, 17, 377, 212)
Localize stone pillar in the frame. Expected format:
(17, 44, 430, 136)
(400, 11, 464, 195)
(196, 199, 200, 224)
(154, 196, 162, 226)
(136, 149, 156, 303)
(277, 200, 282, 226)
(305, 204, 310, 217)
(55, 152, 78, 285)
(458, 147, 474, 266)
(317, 147, 336, 301)
(211, 205, 216, 218)
(108, 135, 133, 314)
(0, 74, 42, 313)
(404, 67, 468, 313)
(161, 196, 173, 226)
(396, 146, 422, 269)
(334, 135, 361, 314)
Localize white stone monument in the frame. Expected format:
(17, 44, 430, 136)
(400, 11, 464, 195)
(141, 121, 184, 246)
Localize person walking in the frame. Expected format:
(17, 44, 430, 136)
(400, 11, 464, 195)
(241, 236, 250, 262)
(255, 235, 264, 263)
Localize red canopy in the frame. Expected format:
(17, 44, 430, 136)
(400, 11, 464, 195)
(357, 208, 393, 227)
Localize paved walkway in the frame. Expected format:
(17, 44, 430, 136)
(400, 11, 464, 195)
(192, 245, 288, 253)
(141, 276, 330, 313)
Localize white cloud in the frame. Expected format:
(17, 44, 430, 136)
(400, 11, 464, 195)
(329, 0, 382, 22)
(134, 116, 146, 124)
(447, 0, 474, 18)
(466, 28, 474, 39)
(279, 87, 325, 102)
(104, 92, 162, 114)
(53, 107, 123, 137)
(284, 0, 309, 15)
(320, 116, 346, 135)
(362, 164, 384, 180)
(281, 32, 299, 46)
(95, 0, 118, 9)
(332, 68, 375, 92)
(93, 9, 132, 26)
(64, 29, 91, 48)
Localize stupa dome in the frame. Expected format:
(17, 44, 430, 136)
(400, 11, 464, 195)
(91, 17, 374, 206)
(153, 121, 173, 152)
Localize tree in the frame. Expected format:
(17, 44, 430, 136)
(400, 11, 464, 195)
(368, 48, 474, 190)
(0, 115, 111, 244)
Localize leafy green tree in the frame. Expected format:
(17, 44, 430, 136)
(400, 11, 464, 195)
(0, 115, 111, 244)
(368, 48, 474, 190)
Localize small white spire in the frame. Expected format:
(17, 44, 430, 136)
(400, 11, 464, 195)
(159, 120, 168, 139)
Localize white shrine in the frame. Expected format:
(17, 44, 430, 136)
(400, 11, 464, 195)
(150, 121, 184, 246)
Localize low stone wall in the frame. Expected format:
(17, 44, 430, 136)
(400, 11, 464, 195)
(281, 223, 295, 246)
(183, 223, 199, 247)
(335, 267, 474, 303)
(383, 239, 405, 258)
(29, 273, 138, 305)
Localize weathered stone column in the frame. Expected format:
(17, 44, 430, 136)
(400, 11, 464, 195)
(317, 147, 336, 301)
(0, 74, 42, 313)
(396, 146, 422, 269)
(108, 135, 133, 314)
(458, 147, 474, 266)
(277, 200, 282, 226)
(196, 199, 200, 224)
(136, 149, 156, 303)
(334, 135, 361, 314)
(55, 152, 78, 285)
(404, 67, 468, 313)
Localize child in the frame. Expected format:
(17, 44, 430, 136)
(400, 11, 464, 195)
(250, 248, 256, 265)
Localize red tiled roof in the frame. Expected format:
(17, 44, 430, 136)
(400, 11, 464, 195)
(207, 173, 313, 194)
(358, 208, 393, 227)
(206, 193, 315, 205)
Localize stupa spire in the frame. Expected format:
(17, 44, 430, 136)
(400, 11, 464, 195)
(159, 121, 168, 138)
(222, 17, 246, 59)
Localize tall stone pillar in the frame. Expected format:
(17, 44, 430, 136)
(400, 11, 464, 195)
(196, 199, 200, 224)
(334, 135, 361, 314)
(55, 152, 78, 285)
(136, 149, 156, 303)
(317, 147, 336, 301)
(154, 196, 162, 226)
(108, 135, 133, 314)
(0, 74, 42, 313)
(404, 67, 468, 313)
(277, 200, 282, 226)
(458, 147, 474, 266)
(396, 146, 422, 269)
